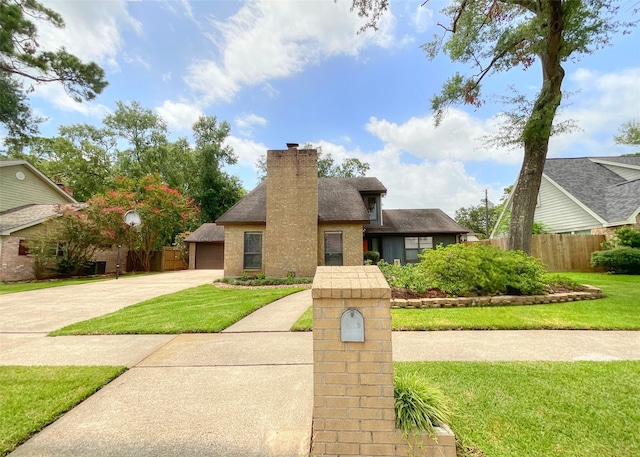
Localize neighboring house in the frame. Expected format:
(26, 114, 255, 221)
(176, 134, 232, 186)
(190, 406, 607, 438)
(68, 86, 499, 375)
(493, 156, 640, 237)
(0, 160, 120, 282)
(184, 223, 225, 269)
(212, 145, 467, 277)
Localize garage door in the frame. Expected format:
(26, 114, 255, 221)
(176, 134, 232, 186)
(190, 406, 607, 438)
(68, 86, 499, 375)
(195, 243, 224, 269)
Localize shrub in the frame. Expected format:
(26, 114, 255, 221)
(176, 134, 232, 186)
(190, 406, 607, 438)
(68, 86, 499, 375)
(364, 250, 381, 265)
(543, 273, 580, 290)
(614, 226, 640, 249)
(394, 371, 451, 438)
(591, 247, 640, 274)
(418, 243, 547, 296)
(378, 261, 430, 294)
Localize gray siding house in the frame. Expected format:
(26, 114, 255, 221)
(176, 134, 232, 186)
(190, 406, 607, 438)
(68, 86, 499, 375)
(493, 156, 640, 236)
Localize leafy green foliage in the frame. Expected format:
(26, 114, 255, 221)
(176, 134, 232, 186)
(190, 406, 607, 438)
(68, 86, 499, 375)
(394, 371, 451, 438)
(363, 250, 380, 264)
(377, 261, 430, 294)
(418, 244, 547, 296)
(614, 119, 640, 146)
(26, 204, 112, 278)
(591, 227, 640, 274)
(89, 174, 201, 271)
(0, 0, 107, 139)
(613, 226, 640, 249)
(591, 247, 640, 275)
(217, 276, 312, 286)
(3, 102, 244, 219)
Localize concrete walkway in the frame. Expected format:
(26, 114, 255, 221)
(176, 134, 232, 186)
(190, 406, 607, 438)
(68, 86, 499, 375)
(2, 273, 639, 456)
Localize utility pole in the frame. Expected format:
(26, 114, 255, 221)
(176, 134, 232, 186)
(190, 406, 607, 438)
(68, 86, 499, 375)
(484, 189, 490, 238)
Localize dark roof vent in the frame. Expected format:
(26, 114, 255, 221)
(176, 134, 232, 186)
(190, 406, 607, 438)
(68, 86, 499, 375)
(286, 143, 299, 149)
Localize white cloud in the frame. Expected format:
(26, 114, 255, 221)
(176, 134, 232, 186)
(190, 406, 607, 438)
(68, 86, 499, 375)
(548, 67, 640, 156)
(365, 109, 522, 164)
(40, 0, 141, 70)
(226, 136, 268, 169)
(155, 101, 203, 132)
(410, 3, 434, 34)
(185, 0, 397, 104)
(234, 113, 267, 137)
(31, 83, 110, 118)
(313, 140, 500, 217)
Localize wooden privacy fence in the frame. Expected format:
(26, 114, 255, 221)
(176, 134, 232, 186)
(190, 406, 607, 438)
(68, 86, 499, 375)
(468, 234, 606, 272)
(129, 247, 187, 272)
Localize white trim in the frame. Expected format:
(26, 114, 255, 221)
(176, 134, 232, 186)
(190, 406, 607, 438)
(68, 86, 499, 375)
(589, 158, 640, 171)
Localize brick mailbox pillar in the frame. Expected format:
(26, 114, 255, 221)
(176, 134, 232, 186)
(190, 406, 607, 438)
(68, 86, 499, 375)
(311, 265, 456, 457)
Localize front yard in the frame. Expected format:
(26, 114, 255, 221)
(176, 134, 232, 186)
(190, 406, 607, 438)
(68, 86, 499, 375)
(292, 273, 640, 331)
(397, 361, 640, 457)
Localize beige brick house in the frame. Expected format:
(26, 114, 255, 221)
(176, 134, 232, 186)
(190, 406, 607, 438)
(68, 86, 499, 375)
(214, 145, 468, 277)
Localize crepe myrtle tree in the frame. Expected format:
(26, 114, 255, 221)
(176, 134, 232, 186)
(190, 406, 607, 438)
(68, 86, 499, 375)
(350, 0, 636, 253)
(88, 174, 201, 272)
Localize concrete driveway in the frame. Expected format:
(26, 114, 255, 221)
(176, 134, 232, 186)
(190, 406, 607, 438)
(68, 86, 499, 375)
(0, 269, 223, 333)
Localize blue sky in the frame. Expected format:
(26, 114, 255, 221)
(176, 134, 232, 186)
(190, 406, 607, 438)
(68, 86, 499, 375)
(20, 0, 640, 217)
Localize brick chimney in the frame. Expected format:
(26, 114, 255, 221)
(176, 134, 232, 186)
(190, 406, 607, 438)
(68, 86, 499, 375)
(264, 143, 318, 277)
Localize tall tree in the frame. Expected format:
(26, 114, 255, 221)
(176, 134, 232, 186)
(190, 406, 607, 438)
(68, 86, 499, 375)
(0, 0, 107, 138)
(191, 115, 246, 222)
(350, 0, 635, 254)
(614, 119, 640, 146)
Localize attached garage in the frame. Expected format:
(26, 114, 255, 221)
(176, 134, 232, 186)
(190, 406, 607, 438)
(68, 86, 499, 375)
(185, 223, 225, 270)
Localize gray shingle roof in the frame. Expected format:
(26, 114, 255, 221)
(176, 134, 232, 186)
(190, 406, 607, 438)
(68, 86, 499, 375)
(544, 156, 640, 222)
(365, 209, 469, 234)
(184, 223, 225, 242)
(216, 177, 384, 225)
(0, 203, 82, 235)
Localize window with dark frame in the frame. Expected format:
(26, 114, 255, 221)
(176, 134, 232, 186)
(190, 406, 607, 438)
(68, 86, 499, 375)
(18, 239, 29, 256)
(324, 231, 343, 266)
(404, 236, 433, 263)
(243, 232, 262, 270)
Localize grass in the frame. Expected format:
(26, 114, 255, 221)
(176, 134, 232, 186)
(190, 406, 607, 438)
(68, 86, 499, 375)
(51, 285, 304, 335)
(291, 273, 640, 331)
(396, 361, 640, 457)
(0, 277, 110, 294)
(0, 366, 126, 456)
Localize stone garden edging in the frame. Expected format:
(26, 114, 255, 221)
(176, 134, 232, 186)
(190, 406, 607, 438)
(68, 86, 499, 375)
(390, 285, 603, 309)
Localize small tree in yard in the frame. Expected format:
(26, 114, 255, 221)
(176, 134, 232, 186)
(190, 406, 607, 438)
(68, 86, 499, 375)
(89, 174, 201, 272)
(26, 204, 110, 277)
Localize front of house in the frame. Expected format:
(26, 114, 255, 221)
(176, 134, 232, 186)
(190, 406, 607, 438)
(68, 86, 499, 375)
(214, 145, 468, 277)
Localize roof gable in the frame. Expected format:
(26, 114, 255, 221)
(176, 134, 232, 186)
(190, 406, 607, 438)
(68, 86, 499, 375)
(216, 177, 384, 225)
(0, 160, 77, 212)
(543, 156, 640, 223)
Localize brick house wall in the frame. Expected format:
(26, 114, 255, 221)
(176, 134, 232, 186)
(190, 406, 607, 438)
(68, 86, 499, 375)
(1, 231, 126, 282)
(265, 148, 318, 278)
(223, 224, 266, 277)
(591, 214, 640, 238)
(318, 223, 364, 267)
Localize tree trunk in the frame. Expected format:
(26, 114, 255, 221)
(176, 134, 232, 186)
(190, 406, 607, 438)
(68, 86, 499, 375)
(508, 1, 564, 254)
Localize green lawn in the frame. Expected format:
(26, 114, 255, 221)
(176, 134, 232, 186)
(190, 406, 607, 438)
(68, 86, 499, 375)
(51, 285, 304, 335)
(0, 277, 110, 294)
(396, 361, 640, 457)
(291, 273, 640, 331)
(0, 366, 126, 456)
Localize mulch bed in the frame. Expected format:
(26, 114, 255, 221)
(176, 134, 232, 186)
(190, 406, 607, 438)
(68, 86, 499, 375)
(391, 284, 589, 299)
